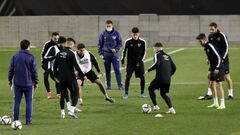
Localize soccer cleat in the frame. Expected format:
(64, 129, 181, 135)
(198, 95, 212, 100)
(123, 94, 128, 99)
(228, 95, 234, 100)
(106, 86, 111, 90)
(217, 105, 226, 110)
(166, 108, 176, 114)
(56, 94, 61, 99)
(153, 105, 160, 111)
(68, 111, 78, 119)
(118, 86, 124, 91)
(75, 107, 82, 112)
(140, 93, 147, 98)
(60, 111, 65, 119)
(207, 104, 219, 108)
(105, 97, 115, 103)
(47, 92, 52, 99)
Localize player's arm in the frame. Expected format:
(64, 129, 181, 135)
(170, 57, 176, 75)
(114, 32, 122, 52)
(30, 56, 39, 89)
(141, 39, 147, 62)
(72, 52, 84, 77)
(209, 44, 221, 73)
(43, 47, 56, 62)
(146, 53, 158, 73)
(8, 56, 15, 86)
(121, 40, 128, 65)
(90, 52, 101, 73)
(220, 33, 229, 60)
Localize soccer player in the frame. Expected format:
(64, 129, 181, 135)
(8, 40, 38, 125)
(196, 33, 226, 109)
(145, 42, 176, 114)
(199, 22, 234, 100)
(54, 38, 84, 118)
(41, 32, 59, 99)
(98, 20, 124, 90)
(75, 43, 115, 103)
(121, 27, 147, 99)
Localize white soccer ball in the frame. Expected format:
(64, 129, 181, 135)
(11, 120, 22, 130)
(1, 115, 12, 125)
(142, 104, 152, 114)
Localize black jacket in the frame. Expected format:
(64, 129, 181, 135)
(41, 40, 57, 70)
(54, 47, 84, 81)
(203, 42, 222, 71)
(121, 37, 146, 65)
(147, 50, 176, 83)
(208, 30, 229, 60)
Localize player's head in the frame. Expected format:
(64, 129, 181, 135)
(153, 42, 163, 52)
(20, 39, 30, 50)
(196, 33, 207, 46)
(209, 22, 218, 34)
(58, 36, 66, 48)
(105, 20, 113, 32)
(77, 43, 86, 56)
(66, 37, 76, 48)
(51, 32, 60, 44)
(131, 27, 140, 40)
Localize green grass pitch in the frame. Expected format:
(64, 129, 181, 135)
(0, 46, 240, 135)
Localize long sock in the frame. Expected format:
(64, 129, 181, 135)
(228, 89, 233, 96)
(207, 87, 212, 95)
(125, 77, 131, 94)
(220, 98, 225, 106)
(160, 91, 172, 108)
(213, 97, 219, 106)
(140, 76, 145, 94)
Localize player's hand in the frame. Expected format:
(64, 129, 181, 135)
(214, 69, 219, 74)
(34, 84, 38, 91)
(8, 81, 13, 91)
(100, 55, 104, 59)
(97, 72, 103, 77)
(206, 59, 209, 65)
(55, 77, 60, 83)
(144, 70, 148, 75)
(111, 49, 116, 53)
(84, 76, 88, 81)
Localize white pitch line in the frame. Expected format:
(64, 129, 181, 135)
(110, 48, 185, 73)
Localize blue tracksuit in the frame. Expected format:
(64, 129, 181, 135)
(98, 28, 123, 89)
(8, 49, 38, 124)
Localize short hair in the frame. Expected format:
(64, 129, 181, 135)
(105, 20, 113, 24)
(58, 36, 66, 44)
(52, 32, 59, 37)
(77, 43, 85, 50)
(20, 39, 30, 50)
(196, 33, 206, 40)
(154, 42, 163, 47)
(132, 27, 139, 33)
(66, 37, 76, 44)
(209, 22, 218, 28)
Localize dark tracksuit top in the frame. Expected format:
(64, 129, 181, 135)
(203, 42, 221, 72)
(53, 47, 84, 82)
(41, 40, 57, 70)
(43, 45, 62, 71)
(121, 37, 146, 65)
(147, 50, 176, 84)
(208, 30, 229, 61)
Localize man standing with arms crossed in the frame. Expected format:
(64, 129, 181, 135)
(8, 40, 38, 125)
(121, 27, 147, 99)
(98, 20, 124, 90)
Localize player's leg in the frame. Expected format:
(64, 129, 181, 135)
(60, 82, 67, 118)
(159, 84, 176, 114)
(148, 79, 158, 108)
(112, 53, 123, 90)
(55, 82, 61, 99)
(24, 86, 33, 124)
(44, 69, 52, 99)
(67, 79, 79, 118)
(198, 71, 212, 100)
(225, 73, 233, 99)
(137, 62, 146, 97)
(77, 79, 83, 105)
(13, 85, 23, 121)
(103, 55, 112, 90)
(217, 82, 226, 109)
(94, 79, 115, 103)
(208, 81, 219, 108)
(123, 65, 134, 99)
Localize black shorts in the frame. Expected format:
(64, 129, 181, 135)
(77, 70, 99, 83)
(223, 59, 230, 74)
(149, 79, 170, 93)
(126, 62, 144, 78)
(209, 68, 225, 82)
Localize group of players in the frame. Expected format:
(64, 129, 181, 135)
(196, 22, 234, 109)
(41, 20, 177, 118)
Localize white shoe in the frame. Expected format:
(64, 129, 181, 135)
(75, 107, 82, 112)
(166, 107, 176, 114)
(68, 111, 78, 119)
(153, 105, 160, 111)
(60, 111, 65, 119)
(217, 105, 226, 110)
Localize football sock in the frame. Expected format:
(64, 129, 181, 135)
(228, 89, 233, 96)
(160, 91, 172, 108)
(140, 76, 145, 94)
(207, 87, 212, 96)
(220, 98, 225, 106)
(213, 97, 219, 106)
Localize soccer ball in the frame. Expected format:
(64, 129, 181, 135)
(11, 120, 22, 130)
(142, 104, 152, 114)
(1, 115, 12, 125)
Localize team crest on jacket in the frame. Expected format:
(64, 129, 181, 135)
(163, 55, 169, 60)
(138, 43, 141, 47)
(112, 36, 117, 40)
(217, 37, 221, 41)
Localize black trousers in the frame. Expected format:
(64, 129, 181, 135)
(43, 69, 60, 94)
